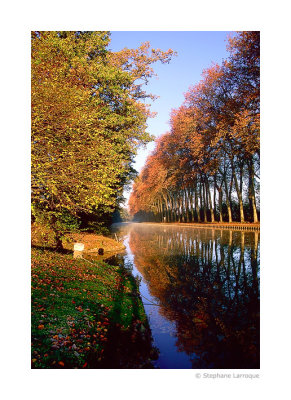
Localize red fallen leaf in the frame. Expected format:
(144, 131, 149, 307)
(38, 324, 44, 330)
(82, 362, 87, 368)
(58, 361, 65, 367)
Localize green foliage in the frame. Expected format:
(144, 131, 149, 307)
(82, 221, 110, 236)
(56, 211, 81, 232)
(31, 31, 174, 241)
(32, 205, 80, 239)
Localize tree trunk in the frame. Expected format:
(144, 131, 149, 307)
(184, 190, 189, 222)
(206, 177, 215, 222)
(54, 230, 63, 251)
(195, 181, 201, 222)
(179, 195, 183, 222)
(172, 194, 177, 222)
(157, 199, 162, 222)
(213, 174, 217, 221)
(248, 158, 258, 223)
(202, 181, 207, 222)
(190, 190, 195, 222)
(178, 194, 181, 222)
(231, 161, 245, 223)
(218, 188, 223, 222)
(223, 176, 232, 223)
(51, 215, 64, 251)
(239, 163, 244, 195)
(163, 194, 170, 222)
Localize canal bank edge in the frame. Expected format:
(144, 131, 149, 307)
(139, 221, 260, 231)
(31, 246, 158, 368)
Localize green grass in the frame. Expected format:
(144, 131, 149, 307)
(31, 248, 155, 368)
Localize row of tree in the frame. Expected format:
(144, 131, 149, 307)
(31, 31, 174, 247)
(129, 32, 260, 223)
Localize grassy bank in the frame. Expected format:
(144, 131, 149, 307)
(31, 223, 126, 254)
(31, 247, 157, 368)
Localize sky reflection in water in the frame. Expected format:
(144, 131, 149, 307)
(112, 223, 260, 369)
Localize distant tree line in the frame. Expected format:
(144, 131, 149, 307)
(129, 32, 260, 223)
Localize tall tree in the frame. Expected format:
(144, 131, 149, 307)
(31, 31, 174, 247)
(129, 32, 260, 224)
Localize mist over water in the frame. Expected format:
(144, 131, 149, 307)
(111, 223, 260, 369)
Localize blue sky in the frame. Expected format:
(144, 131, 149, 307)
(109, 31, 232, 204)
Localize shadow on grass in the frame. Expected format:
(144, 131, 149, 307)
(97, 255, 158, 368)
(31, 244, 72, 255)
(31, 248, 158, 369)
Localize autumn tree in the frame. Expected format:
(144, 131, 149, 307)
(31, 31, 174, 248)
(129, 31, 260, 224)
(226, 31, 260, 222)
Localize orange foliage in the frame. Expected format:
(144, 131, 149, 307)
(129, 32, 260, 224)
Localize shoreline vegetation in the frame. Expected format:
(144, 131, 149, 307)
(31, 224, 158, 368)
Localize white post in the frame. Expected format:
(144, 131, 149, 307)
(73, 243, 84, 258)
(74, 243, 84, 251)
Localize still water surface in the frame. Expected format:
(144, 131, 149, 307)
(111, 223, 260, 369)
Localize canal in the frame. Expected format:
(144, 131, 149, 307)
(110, 222, 260, 369)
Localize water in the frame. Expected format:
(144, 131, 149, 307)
(111, 222, 260, 369)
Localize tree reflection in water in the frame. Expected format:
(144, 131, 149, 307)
(126, 225, 260, 369)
